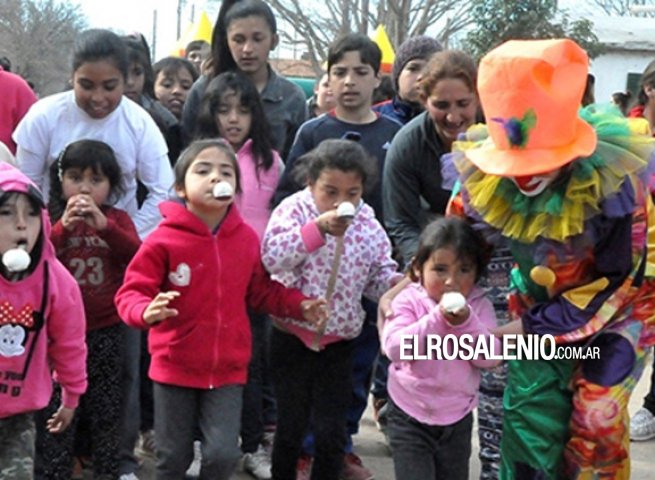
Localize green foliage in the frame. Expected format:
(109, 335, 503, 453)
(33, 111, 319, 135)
(464, 0, 605, 61)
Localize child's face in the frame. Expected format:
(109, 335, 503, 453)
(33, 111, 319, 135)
(61, 167, 111, 207)
(423, 78, 477, 147)
(186, 46, 208, 72)
(309, 168, 363, 214)
(73, 60, 125, 119)
(176, 147, 237, 215)
(415, 247, 477, 303)
(215, 91, 252, 151)
(329, 51, 380, 114)
(154, 68, 194, 119)
(0, 194, 41, 256)
(398, 58, 428, 104)
(227, 15, 277, 77)
(125, 61, 145, 103)
(315, 73, 335, 112)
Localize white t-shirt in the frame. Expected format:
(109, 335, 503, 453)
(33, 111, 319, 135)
(13, 90, 173, 238)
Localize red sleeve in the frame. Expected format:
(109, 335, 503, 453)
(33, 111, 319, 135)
(115, 241, 167, 330)
(100, 208, 141, 264)
(246, 259, 307, 321)
(50, 220, 67, 252)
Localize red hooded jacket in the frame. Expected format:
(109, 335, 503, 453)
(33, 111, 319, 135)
(115, 200, 307, 389)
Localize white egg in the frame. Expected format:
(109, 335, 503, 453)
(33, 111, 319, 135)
(2, 248, 31, 272)
(212, 182, 234, 199)
(441, 292, 466, 313)
(336, 202, 356, 220)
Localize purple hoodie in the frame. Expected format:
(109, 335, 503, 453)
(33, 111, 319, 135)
(0, 163, 87, 418)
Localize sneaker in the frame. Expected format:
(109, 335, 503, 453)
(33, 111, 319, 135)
(631, 407, 655, 441)
(185, 441, 202, 478)
(296, 454, 313, 480)
(119, 474, 139, 480)
(135, 429, 156, 461)
(243, 444, 272, 479)
(340, 453, 374, 480)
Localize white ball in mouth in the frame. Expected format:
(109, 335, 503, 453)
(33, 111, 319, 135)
(212, 182, 234, 200)
(336, 201, 356, 220)
(2, 248, 31, 272)
(440, 292, 466, 313)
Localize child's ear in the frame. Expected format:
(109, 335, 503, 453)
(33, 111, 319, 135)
(410, 262, 421, 284)
(174, 184, 187, 200)
(270, 33, 279, 52)
(373, 72, 381, 90)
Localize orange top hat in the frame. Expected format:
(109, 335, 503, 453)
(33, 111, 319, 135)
(467, 39, 597, 176)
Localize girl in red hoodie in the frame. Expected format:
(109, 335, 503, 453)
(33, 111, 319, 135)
(115, 139, 326, 480)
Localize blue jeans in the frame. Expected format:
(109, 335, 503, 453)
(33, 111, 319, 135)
(387, 400, 472, 480)
(154, 383, 243, 480)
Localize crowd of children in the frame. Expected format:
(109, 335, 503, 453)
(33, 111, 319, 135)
(3, 0, 655, 480)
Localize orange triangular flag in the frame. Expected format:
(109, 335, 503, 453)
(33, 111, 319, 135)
(370, 25, 395, 73)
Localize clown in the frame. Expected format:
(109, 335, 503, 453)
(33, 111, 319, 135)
(449, 39, 655, 479)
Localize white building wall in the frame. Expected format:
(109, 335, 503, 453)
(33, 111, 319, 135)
(591, 51, 655, 104)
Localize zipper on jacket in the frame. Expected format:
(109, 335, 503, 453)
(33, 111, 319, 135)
(209, 234, 222, 389)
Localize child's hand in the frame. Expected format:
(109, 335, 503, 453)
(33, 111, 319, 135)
(439, 302, 470, 326)
(76, 194, 107, 231)
(61, 194, 107, 231)
(492, 319, 524, 336)
(61, 195, 87, 230)
(316, 209, 350, 237)
(300, 298, 329, 327)
(46, 405, 75, 433)
(143, 291, 181, 324)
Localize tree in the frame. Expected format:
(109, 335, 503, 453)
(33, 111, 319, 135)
(586, 0, 655, 16)
(0, 0, 87, 95)
(464, 0, 605, 61)
(267, 0, 475, 74)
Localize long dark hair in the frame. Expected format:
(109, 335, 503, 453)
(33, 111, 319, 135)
(48, 140, 124, 222)
(195, 71, 274, 173)
(122, 34, 155, 98)
(210, 0, 277, 78)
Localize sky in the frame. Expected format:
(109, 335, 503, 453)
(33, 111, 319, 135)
(74, 0, 219, 60)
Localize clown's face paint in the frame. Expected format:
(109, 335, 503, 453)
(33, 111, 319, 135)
(511, 169, 561, 197)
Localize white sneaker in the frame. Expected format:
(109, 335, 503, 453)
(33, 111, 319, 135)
(185, 440, 202, 478)
(119, 474, 139, 480)
(243, 444, 272, 480)
(631, 407, 655, 441)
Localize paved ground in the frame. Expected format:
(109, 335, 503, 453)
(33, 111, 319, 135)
(125, 359, 655, 480)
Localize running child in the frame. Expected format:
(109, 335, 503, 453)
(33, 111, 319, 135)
(115, 139, 326, 480)
(382, 217, 501, 480)
(0, 162, 87, 479)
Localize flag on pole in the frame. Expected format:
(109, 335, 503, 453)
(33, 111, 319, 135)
(170, 11, 214, 57)
(370, 25, 395, 74)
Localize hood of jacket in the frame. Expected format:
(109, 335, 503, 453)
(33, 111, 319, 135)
(0, 162, 54, 271)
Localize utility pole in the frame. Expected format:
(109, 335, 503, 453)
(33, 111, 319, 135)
(152, 9, 158, 60)
(177, 0, 184, 39)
